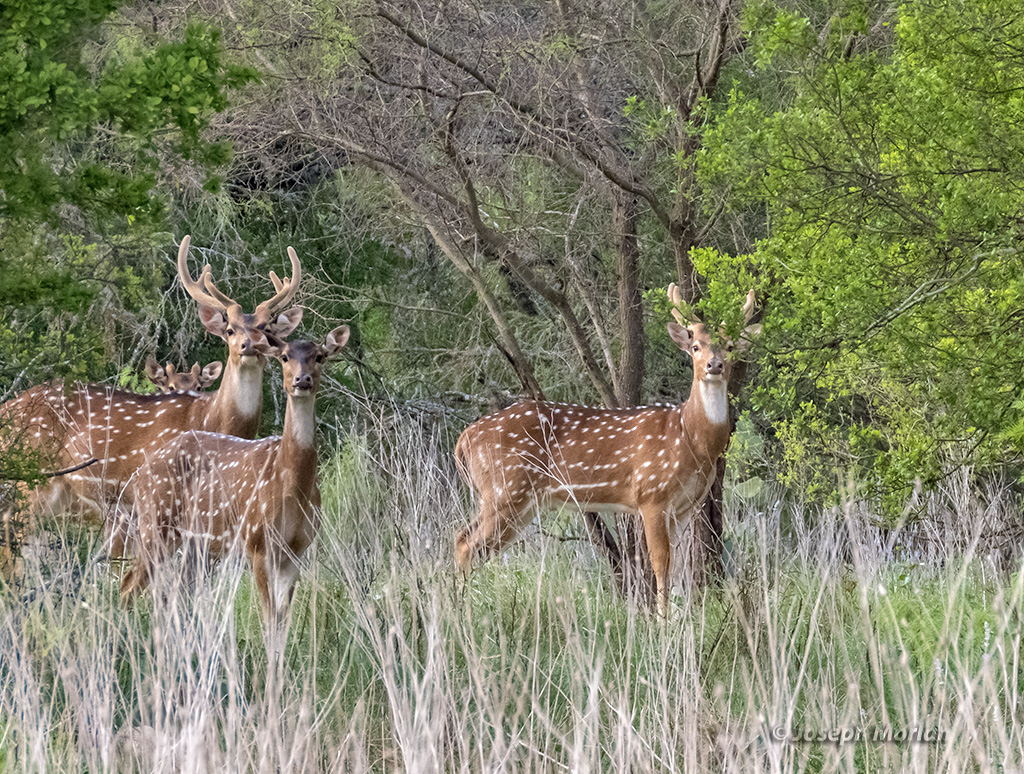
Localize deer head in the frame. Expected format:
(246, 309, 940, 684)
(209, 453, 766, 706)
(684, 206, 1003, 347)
(666, 283, 759, 388)
(176, 236, 305, 368)
(267, 326, 351, 400)
(144, 357, 223, 393)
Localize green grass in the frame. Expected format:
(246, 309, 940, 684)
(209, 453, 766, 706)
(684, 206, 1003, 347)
(1, 431, 1022, 771)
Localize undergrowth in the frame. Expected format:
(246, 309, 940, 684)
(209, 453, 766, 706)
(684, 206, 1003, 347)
(1, 427, 1021, 772)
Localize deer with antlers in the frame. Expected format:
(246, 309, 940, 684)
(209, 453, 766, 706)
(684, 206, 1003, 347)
(121, 326, 350, 644)
(0, 236, 304, 555)
(454, 285, 760, 611)
(145, 357, 223, 394)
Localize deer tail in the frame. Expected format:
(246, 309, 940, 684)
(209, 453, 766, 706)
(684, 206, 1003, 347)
(454, 434, 473, 488)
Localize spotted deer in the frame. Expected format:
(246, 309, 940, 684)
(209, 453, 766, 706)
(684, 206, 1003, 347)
(454, 286, 760, 610)
(0, 236, 304, 556)
(145, 357, 223, 393)
(121, 326, 350, 642)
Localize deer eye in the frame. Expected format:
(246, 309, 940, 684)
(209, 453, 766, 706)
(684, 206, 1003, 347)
(315, 354, 324, 363)
(281, 355, 289, 363)
(226, 329, 234, 337)
(692, 344, 700, 353)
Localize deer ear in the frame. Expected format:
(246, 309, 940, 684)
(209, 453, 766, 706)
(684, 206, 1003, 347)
(268, 306, 303, 338)
(667, 322, 694, 355)
(323, 325, 350, 357)
(729, 321, 761, 354)
(198, 306, 229, 339)
(145, 356, 167, 386)
(199, 361, 223, 387)
(252, 329, 284, 358)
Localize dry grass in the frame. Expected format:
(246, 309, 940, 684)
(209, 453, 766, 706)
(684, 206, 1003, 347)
(1, 419, 1022, 772)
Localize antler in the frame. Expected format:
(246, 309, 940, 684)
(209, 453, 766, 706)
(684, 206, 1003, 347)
(667, 282, 699, 326)
(255, 246, 302, 318)
(200, 269, 242, 309)
(742, 289, 757, 324)
(669, 283, 757, 327)
(177, 236, 237, 312)
(179, 236, 301, 318)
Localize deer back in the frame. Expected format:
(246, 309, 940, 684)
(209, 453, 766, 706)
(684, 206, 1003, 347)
(136, 430, 289, 553)
(456, 399, 731, 514)
(1, 382, 253, 519)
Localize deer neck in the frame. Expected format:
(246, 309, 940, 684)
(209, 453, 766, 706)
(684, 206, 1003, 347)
(697, 378, 729, 426)
(680, 376, 732, 459)
(202, 357, 264, 436)
(279, 393, 318, 494)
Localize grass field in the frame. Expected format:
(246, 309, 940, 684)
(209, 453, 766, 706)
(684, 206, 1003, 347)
(1, 426, 1022, 772)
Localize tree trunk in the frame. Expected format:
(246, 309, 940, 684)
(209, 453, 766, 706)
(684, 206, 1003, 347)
(601, 191, 656, 602)
(614, 192, 644, 406)
(673, 204, 721, 589)
(688, 456, 726, 587)
(1, 509, 18, 580)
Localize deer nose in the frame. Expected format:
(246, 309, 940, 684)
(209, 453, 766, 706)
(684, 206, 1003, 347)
(239, 338, 257, 356)
(706, 358, 724, 375)
(293, 373, 313, 389)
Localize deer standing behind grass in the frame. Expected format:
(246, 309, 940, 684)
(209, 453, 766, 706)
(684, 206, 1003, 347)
(144, 357, 223, 394)
(454, 285, 760, 611)
(121, 326, 350, 644)
(0, 236, 304, 560)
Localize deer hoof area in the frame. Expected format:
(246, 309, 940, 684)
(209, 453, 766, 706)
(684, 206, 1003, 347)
(119, 566, 150, 602)
(454, 530, 474, 572)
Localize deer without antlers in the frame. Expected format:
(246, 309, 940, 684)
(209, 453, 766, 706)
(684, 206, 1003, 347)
(454, 286, 760, 610)
(145, 357, 223, 393)
(0, 236, 304, 556)
(121, 326, 350, 642)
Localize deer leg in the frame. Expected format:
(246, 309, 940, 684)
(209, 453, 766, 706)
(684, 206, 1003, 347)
(25, 479, 73, 519)
(120, 536, 158, 601)
(250, 544, 301, 657)
(454, 521, 479, 572)
(456, 497, 534, 571)
(639, 503, 672, 615)
(120, 559, 152, 600)
(250, 547, 273, 621)
(456, 486, 501, 569)
(120, 504, 171, 601)
(103, 504, 133, 561)
(270, 555, 300, 647)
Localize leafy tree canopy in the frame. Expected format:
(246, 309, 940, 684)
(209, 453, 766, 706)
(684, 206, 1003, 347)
(1, 0, 251, 225)
(700, 0, 1024, 502)
(0, 0, 254, 392)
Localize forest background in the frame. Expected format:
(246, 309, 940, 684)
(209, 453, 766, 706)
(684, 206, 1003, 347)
(4, 0, 1023, 518)
(2, 0, 1024, 770)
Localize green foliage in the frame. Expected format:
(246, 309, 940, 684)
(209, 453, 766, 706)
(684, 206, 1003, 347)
(0, 1, 254, 395)
(700, 0, 1024, 503)
(623, 95, 677, 143)
(689, 247, 764, 339)
(0, 0, 253, 225)
(0, 228, 178, 388)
